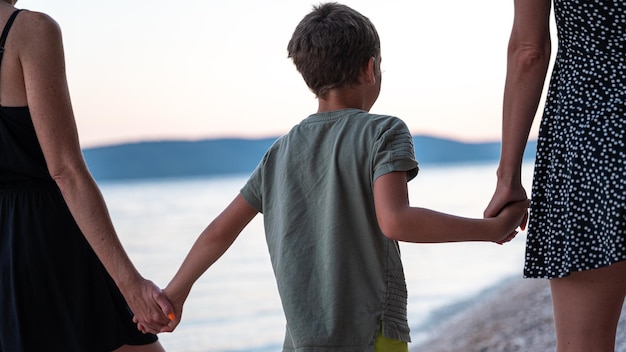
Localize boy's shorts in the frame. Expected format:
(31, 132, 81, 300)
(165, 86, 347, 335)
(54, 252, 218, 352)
(374, 329, 408, 352)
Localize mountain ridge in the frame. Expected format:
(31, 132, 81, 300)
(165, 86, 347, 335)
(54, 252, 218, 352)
(82, 136, 537, 181)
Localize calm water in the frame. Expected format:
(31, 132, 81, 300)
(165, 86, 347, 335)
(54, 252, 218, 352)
(101, 161, 535, 352)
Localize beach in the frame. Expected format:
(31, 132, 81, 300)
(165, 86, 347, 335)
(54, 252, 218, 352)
(412, 276, 626, 352)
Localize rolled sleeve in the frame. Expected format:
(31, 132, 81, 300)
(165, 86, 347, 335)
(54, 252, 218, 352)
(372, 126, 419, 183)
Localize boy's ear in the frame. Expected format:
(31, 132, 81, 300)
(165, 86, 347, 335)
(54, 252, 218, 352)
(362, 57, 376, 85)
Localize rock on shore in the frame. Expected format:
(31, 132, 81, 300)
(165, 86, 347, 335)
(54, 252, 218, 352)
(412, 276, 626, 352)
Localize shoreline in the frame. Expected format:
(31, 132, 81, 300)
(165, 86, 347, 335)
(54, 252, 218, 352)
(411, 275, 626, 352)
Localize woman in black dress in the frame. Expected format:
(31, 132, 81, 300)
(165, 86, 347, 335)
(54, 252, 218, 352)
(485, 0, 626, 351)
(0, 1, 173, 351)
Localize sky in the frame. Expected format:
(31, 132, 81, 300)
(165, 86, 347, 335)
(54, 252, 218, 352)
(22, 0, 548, 148)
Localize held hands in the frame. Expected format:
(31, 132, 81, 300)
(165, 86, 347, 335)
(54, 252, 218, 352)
(484, 182, 528, 219)
(136, 283, 189, 333)
(158, 285, 187, 333)
(491, 198, 530, 244)
(485, 181, 529, 244)
(127, 278, 175, 334)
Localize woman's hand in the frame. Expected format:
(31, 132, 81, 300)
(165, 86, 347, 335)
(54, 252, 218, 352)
(485, 181, 529, 244)
(485, 182, 528, 219)
(126, 278, 174, 334)
(493, 198, 530, 244)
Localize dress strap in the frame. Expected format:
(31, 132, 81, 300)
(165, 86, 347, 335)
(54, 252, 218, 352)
(0, 10, 22, 64)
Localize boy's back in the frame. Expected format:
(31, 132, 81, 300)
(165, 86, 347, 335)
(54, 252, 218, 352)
(161, 3, 527, 352)
(240, 108, 418, 349)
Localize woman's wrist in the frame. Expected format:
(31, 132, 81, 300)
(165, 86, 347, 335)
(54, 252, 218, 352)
(496, 164, 523, 187)
(114, 268, 144, 295)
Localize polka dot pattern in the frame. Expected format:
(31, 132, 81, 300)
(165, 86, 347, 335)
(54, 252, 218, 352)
(524, 0, 626, 279)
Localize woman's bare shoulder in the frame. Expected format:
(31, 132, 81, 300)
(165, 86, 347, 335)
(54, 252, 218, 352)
(15, 9, 58, 25)
(6, 9, 64, 58)
(11, 9, 62, 40)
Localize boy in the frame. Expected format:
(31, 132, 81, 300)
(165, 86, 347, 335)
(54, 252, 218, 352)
(159, 3, 528, 351)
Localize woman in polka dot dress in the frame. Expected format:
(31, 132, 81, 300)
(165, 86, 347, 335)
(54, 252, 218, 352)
(485, 0, 625, 350)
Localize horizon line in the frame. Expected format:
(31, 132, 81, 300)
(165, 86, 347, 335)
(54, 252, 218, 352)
(81, 134, 538, 150)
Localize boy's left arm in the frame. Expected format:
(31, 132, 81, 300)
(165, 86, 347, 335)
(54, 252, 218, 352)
(159, 194, 258, 332)
(373, 171, 528, 244)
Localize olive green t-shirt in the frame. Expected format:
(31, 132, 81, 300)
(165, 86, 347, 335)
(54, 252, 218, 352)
(240, 109, 419, 351)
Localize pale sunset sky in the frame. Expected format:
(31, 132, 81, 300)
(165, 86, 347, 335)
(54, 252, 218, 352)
(22, 0, 547, 148)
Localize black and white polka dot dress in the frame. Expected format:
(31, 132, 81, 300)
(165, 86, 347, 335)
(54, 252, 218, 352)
(524, 0, 626, 279)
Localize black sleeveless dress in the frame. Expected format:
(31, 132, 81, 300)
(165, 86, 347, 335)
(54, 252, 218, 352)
(524, 0, 626, 279)
(0, 10, 157, 351)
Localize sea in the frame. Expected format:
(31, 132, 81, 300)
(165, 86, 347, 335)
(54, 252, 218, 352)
(100, 161, 535, 352)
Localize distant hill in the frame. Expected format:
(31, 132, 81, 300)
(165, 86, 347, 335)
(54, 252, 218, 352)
(82, 136, 537, 181)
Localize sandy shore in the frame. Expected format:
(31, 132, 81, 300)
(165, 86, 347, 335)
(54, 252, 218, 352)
(411, 276, 626, 352)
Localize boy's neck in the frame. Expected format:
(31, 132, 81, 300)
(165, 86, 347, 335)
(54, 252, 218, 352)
(317, 86, 374, 113)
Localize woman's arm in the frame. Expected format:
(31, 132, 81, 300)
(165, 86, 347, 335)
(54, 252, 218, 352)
(485, 0, 552, 217)
(18, 11, 172, 333)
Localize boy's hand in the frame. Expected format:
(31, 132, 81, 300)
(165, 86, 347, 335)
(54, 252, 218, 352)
(157, 285, 186, 333)
(493, 199, 530, 244)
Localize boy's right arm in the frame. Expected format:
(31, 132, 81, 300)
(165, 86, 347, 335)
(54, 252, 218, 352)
(161, 194, 258, 332)
(374, 171, 528, 243)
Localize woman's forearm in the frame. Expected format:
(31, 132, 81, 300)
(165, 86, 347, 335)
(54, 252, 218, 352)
(499, 39, 551, 184)
(52, 164, 143, 291)
(498, 1, 552, 184)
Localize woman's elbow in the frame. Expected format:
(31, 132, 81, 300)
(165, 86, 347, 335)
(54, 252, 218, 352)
(48, 161, 90, 190)
(509, 41, 551, 70)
